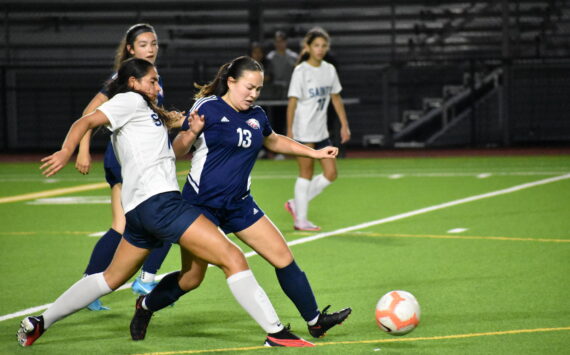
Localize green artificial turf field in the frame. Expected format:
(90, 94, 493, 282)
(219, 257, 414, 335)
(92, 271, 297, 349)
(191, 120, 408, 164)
(0, 154, 569, 354)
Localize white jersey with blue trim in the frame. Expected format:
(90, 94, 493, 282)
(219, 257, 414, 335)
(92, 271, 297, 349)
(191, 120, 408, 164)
(288, 60, 342, 142)
(183, 95, 273, 209)
(98, 92, 178, 213)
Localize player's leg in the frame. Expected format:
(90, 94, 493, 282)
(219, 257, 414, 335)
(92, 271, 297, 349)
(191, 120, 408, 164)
(18, 238, 149, 347)
(130, 249, 208, 340)
(178, 215, 312, 346)
(308, 157, 336, 201)
(132, 242, 172, 296)
(83, 182, 124, 311)
(235, 216, 351, 338)
(290, 148, 320, 231)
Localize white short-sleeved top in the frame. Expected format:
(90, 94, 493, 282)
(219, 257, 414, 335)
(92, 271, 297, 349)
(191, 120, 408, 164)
(97, 92, 178, 213)
(287, 60, 342, 142)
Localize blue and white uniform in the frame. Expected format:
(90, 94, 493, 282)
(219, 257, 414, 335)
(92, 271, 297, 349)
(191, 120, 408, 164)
(100, 75, 164, 187)
(181, 95, 273, 233)
(98, 91, 200, 249)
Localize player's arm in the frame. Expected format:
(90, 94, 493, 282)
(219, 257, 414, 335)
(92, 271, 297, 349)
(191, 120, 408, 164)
(286, 97, 297, 139)
(264, 132, 338, 160)
(330, 93, 351, 144)
(75, 92, 109, 174)
(172, 110, 205, 159)
(41, 110, 111, 177)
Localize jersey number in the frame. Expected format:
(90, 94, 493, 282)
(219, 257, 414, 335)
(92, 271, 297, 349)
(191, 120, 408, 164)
(317, 98, 326, 111)
(236, 128, 252, 148)
(151, 113, 162, 126)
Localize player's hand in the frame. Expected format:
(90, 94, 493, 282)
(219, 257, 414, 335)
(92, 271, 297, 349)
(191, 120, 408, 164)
(188, 110, 205, 136)
(168, 110, 187, 128)
(40, 149, 72, 177)
(75, 150, 92, 175)
(314, 146, 338, 159)
(340, 125, 351, 144)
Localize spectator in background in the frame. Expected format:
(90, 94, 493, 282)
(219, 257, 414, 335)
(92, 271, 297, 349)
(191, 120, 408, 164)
(266, 31, 298, 154)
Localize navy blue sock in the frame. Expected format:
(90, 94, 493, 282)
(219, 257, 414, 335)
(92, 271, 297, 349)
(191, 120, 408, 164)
(142, 242, 172, 274)
(275, 260, 319, 322)
(84, 228, 122, 275)
(145, 271, 187, 312)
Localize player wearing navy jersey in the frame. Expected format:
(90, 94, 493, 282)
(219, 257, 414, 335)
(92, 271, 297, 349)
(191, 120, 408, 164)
(286, 27, 351, 231)
(131, 56, 350, 340)
(75, 24, 178, 310)
(18, 58, 312, 348)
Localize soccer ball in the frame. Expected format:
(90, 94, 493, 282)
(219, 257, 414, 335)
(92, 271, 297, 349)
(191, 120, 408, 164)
(375, 290, 421, 335)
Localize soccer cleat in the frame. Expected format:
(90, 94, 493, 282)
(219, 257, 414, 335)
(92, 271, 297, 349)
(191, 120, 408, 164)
(130, 296, 153, 341)
(284, 199, 296, 220)
(87, 298, 110, 311)
(17, 316, 45, 347)
(131, 277, 158, 296)
(308, 305, 352, 338)
(294, 220, 321, 232)
(264, 325, 314, 347)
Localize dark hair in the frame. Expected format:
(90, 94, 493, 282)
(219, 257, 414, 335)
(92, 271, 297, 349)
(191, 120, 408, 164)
(113, 23, 157, 71)
(297, 27, 331, 64)
(105, 58, 174, 128)
(194, 56, 264, 99)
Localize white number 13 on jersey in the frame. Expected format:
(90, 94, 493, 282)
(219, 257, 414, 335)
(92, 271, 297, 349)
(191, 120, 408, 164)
(236, 128, 252, 148)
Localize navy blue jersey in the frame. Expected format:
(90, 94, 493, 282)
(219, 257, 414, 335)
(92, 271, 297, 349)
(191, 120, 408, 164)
(182, 96, 273, 209)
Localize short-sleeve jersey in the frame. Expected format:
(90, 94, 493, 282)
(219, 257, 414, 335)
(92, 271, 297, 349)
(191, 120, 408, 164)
(98, 92, 178, 213)
(287, 60, 342, 142)
(182, 95, 273, 209)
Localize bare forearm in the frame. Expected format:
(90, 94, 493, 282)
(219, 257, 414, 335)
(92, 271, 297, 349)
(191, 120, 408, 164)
(331, 95, 349, 128)
(172, 131, 198, 159)
(265, 134, 318, 158)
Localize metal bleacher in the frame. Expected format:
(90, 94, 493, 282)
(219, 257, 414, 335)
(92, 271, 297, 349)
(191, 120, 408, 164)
(1, 0, 569, 151)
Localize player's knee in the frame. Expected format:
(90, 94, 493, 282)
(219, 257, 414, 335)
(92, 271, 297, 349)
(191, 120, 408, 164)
(178, 273, 205, 291)
(324, 171, 337, 182)
(219, 246, 249, 276)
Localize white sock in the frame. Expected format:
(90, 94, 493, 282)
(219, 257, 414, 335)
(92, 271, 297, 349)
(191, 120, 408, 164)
(226, 270, 283, 334)
(308, 174, 332, 201)
(294, 177, 311, 223)
(140, 271, 156, 283)
(42, 273, 112, 329)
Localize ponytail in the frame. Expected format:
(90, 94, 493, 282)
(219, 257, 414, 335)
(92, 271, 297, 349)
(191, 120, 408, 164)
(194, 56, 264, 99)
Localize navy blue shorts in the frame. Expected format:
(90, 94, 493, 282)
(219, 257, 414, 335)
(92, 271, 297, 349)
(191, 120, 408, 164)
(104, 140, 122, 187)
(124, 191, 202, 249)
(182, 183, 265, 234)
(296, 137, 333, 150)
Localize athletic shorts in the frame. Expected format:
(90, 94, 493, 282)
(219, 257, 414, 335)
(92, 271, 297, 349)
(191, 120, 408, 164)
(296, 137, 333, 150)
(182, 183, 265, 234)
(104, 140, 122, 187)
(124, 191, 202, 249)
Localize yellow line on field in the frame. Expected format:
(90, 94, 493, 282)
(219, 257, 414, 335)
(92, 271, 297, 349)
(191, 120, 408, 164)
(348, 231, 570, 243)
(0, 231, 96, 236)
(0, 170, 189, 204)
(0, 182, 108, 204)
(132, 326, 570, 355)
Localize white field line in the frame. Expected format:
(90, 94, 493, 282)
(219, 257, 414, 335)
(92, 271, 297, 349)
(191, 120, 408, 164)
(1, 173, 569, 322)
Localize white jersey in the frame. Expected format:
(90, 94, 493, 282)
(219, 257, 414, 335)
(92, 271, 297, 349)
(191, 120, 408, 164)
(98, 92, 178, 213)
(287, 60, 342, 142)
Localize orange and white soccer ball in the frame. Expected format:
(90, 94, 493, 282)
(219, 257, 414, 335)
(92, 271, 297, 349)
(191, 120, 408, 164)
(376, 290, 421, 335)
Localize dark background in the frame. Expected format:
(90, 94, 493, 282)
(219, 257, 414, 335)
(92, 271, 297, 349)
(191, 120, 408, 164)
(1, 0, 569, 152)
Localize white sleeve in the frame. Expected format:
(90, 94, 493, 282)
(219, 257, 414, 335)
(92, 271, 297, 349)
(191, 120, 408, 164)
(97, 92, 141, 131)
(331, 65, 342, 94)
(287, 66, 304, 99)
